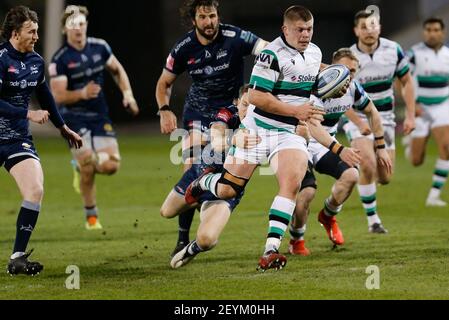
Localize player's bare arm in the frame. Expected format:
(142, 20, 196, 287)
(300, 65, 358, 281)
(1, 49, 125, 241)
(398, 72, 416, 135)
(50, 76, 101, 105)
(248, 88, 324, 121)
(155, 69, 178, 134)
(106, 55, 139, 116)
(308, 118, 361, 167)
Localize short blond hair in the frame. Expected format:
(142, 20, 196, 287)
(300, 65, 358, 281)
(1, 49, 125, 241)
(61, 5, 89, 31)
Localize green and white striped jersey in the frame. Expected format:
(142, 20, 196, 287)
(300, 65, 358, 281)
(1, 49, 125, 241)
(408, 42, 449, 106)
(311, 80, 371, 136)
(248, 35, 321, 130)
(350, 37, 410, 124)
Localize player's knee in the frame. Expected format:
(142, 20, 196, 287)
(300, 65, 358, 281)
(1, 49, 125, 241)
(378, 176, 391, 185)
(300, 187, 316, 205)
(280, 178, 301, 197)
(359, 162, 376, 180)
(196, 233, 218, 251)
(160, 205, 172, 218)
(25, 183, 44, 203)
(411, 156, 424, 167)
(296, 187, 315, 213)
(96, 152, 121, 175)
(341, 168, 359, 185)
(217, 169, 248, 199)
(218, 184, 237, 199)
(100, 160, 120, 175)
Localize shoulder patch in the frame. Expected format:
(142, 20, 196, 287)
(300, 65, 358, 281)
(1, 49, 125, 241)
(222, 29, 236, 38)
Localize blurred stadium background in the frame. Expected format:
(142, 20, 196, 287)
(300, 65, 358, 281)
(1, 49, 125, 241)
(1, 0, 449, 300)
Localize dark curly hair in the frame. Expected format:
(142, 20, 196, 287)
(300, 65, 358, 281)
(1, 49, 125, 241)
(179, 0, 219, 26)
(1, 6, 38, 41)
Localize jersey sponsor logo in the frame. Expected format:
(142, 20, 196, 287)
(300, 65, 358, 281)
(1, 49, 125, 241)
(81, 54, 88, 62)
(174, 37, 191, 53)
(8, 65, 19, 74)
(222, 30, 236, 38)
(30, 65, 39, 75)
(216, 49, 228, 60)
(0, 48, 7, 57)
(255, 53, 273, 68)
(204, 65, 214, 75)
(20, 62, 26, 70)
(205, 50, 212, 59)
(296, 75, 316, 82)
(22, 142, 32, 149)
(8, 80, 38, 89)
(93, 54, 102, 63)
(214, 62, 229, 72)
(166, 54, 175, 71)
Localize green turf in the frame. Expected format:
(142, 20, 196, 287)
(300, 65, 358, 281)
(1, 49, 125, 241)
(0, 134, 448, 300)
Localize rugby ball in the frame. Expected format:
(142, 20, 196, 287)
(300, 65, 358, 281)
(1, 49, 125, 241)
(315, 64, 350, 99)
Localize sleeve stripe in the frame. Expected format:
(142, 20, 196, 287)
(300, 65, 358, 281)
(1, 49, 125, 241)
(250, 75, 275, 91)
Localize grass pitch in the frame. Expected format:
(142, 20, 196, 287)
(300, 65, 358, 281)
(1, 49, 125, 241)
(0, 134, 448, 300)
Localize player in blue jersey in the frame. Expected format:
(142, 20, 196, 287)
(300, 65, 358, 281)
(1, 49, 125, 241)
(155, 0, 268, 256)
(49, 6, 139, 230)
(161, 86, 261, 268)
(1, 6, 82, 275)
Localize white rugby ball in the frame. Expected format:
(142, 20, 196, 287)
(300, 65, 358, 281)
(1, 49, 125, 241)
(315, 64, 350, 99)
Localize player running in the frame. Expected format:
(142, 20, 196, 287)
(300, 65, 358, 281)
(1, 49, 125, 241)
(1, 6, 82, 275)
(155, 0, 268, 256)
(405, 17, 449, 207)
(49, 5, 139, 230)
(288, 48, 392, 254)
(184, 6, 350, 271)
(343, 9, 415, 233)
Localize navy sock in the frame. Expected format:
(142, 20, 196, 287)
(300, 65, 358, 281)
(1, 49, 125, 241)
(13, 201, 40, 254)
(187, 240, 204, 256)
(177, 208, 195, 243)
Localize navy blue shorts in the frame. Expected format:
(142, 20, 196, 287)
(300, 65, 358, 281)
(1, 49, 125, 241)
(182, 105, 240, 132)
(174, 164, 243, 212)
(62, 113, 116, 138)
(0, 138, 40, 172)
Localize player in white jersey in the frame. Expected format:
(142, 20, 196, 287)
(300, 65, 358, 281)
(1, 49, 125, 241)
(343, 10, 416, 233)
(185, 6, 356, 271)
(288, 48, 392, 254)
(405, 18, 449, 207)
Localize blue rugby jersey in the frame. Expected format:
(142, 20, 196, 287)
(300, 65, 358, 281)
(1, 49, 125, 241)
(164, 24, 260, 114)
(49, 37, 113, 117)
(0, 41, 47, 142)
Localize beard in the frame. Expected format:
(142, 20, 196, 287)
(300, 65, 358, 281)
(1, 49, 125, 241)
(196, 24, 219, 40)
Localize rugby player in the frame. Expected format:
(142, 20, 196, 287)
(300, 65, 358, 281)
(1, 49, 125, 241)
(155, 0, 268, 256)
(288, 48, 392, 254)
(405, 17, 449, 207)
(343, 10, 415, 233)
(1, 6, 82, 275)
(49, 5, 139, 230)
(185, 6, 351, 271)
